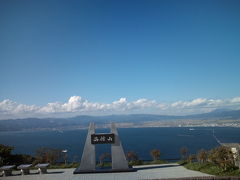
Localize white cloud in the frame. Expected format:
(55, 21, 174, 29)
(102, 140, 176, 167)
(0, 99, 38, 114)
(171, 98, 207, 108)
(127, 99, 156, 110)
(0, 96, 240, 119)
(230, 97, 240, 103)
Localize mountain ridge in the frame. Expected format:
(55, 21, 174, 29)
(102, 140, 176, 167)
(0, 109, 239, 131)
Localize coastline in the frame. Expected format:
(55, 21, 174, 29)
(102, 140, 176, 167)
(0, 124, 240, 133)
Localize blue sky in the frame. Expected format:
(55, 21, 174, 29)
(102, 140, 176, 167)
(0, 0, 240, 118)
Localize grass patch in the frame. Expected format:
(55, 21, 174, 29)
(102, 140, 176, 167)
(96, 162, 112, 168)
(128, 160, 144, 166)
(177, 160, 187, 166)
(49, 163, 79, 169)
(184, 162, 240, 176)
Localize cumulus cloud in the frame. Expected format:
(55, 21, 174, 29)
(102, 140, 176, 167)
(171, 98, 208, 108)
(0, 99, 38, 114)
(0, 96, 240, 119)
(230, 97, 240, 103)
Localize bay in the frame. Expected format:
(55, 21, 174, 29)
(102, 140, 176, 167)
(0, 127, 239, 162)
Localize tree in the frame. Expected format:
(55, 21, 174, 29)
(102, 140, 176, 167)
(188, 154, 196, 164)
(150, 149, 161, 161)
(0, 144, 34, 166)
(180, 147, 188, 160)
(208, 146, 235, 171)
(9, 154, 34, 166)
(126, 151, 138, 162)
(126, 151, 142, 165)
(35, 147, 61, 164)
(197, 149, 208, 164)
(0, 144, 14, 165)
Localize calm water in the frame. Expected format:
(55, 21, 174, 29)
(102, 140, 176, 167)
(0, 127, 240, 162)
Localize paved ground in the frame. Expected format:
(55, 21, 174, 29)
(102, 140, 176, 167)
(1, 163, 211, 180)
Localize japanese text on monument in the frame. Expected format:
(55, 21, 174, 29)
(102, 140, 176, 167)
(91, 133, 115, 144)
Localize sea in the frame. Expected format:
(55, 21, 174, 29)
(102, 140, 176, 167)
(0, 127, 240, 162)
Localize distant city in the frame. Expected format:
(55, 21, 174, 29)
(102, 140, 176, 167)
(0, 109, 239, 132)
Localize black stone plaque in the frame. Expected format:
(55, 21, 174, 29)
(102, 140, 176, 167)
(91, 133, 115, 144)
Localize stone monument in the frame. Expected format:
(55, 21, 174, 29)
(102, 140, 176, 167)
(74, 122, 135, 173)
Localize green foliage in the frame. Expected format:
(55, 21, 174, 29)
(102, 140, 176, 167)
(0, 144, 14, 165)
(0, 144, 34, 166)
(184, 162, 240, 176)
(208, 146, 235, 171)
(183, 146, 239, 176)
(49, 163, 79, 169)
(177, 160, 188, 165)
(96, 162, 112, 168)
(9, 154, 35, 166)
(236, 149, 240, 169)
(128, 159, 143, 166)
(0, 144, 13, 157)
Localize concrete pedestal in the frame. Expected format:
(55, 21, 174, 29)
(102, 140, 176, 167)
(38, 167, 47, 174)
(18, 164, 32, 175)
(35, 163, 49, 174)
(3, 170, 13, 176)
(0, 165, 15, 176)
(21, 169, 30, 175)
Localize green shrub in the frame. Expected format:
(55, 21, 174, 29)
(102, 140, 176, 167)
(184, 162, 240, 176)
(208, 146, 235, 171)
(128, 160, 143, 166)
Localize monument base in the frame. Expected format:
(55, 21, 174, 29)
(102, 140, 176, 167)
(73, 168, 136, 174)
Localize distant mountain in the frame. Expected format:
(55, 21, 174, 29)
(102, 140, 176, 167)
(186, 109, 240, 120)
(0, 109, 239, 131)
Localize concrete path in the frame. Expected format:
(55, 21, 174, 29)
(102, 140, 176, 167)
(1, 163, 211, 180)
